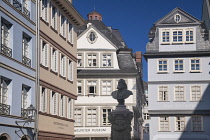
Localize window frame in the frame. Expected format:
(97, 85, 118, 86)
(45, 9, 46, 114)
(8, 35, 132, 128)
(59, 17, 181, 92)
(60, 53, 66, 77)
(74, 108, 83, 126)
(159, 116, 170, 131)
(157, 59, 168, 73)
(185, 28, 194, 44)
(86, 108, 97, 126)
(174, 59, 184, 72)
(161, 29, 170, 44)
(68, 21, 74, 44)
(158, 86, 169, 101)
(51, 3, 57, 30)
(67, 97, 73, 119)
(87, 80, 97, 96)
(39, 86, 47, 112)
(41, 0, 48, 22)
(190, 58, 201, 73)
(190, 85, 202, 101)
(172, 29, 183, 44)
(50, 91, 58, 115)
(174, 86, 185, 101)
(191, 115, 203, 131)
(40, 39, 49, 67)
(101, 80, 112, 95)
(101, 108, 112, 126)
(101, 53, 113, 67)
(77, 80, 82, 95)
(60, 13, 66, 38)
(86, 53, 98, 67)
(50, 47, 58, 73)
(67, 59, 73, 81)
(175, 116, 186, 131)
(59, 95, 66, 117)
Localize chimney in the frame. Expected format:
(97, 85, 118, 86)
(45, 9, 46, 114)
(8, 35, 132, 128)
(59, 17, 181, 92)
(135, 51, 142, 62)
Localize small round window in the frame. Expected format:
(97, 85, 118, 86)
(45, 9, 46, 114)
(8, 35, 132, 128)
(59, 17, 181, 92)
(87, 31, 97, 44)
(174, 14, 181, 23)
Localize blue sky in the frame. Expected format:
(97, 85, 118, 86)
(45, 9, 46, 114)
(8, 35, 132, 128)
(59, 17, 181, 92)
(73, 0, 203, 81)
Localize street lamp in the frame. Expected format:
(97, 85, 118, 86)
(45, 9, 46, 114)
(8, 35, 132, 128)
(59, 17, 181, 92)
(15, 104, 37, 139)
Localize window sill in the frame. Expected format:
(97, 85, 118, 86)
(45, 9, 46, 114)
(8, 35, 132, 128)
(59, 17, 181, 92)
(161, 43, 170, 45)
(174, 130, 187, 132)
(189, 100, 202, 102)
(172, 42, 183, 45)
(86, 66, 99, 68)
(190, 70, 201, 73)
(67, 40, 73, 46)
(158, 131, 171, 132)
(50, 26, 58, 34)
(50, 69, 58, 75)
(185, 42, 194, 44)
(87, 94, 96, 97)
(67, 79, 73, 84)
(100, 95, 111, 96)
(59, 74, 66, 80)
(173, 101, 186, 102)
(157, 71, 168, 74)
(40, 64, 49, 70)
(40, 17, 49, 26)
(173, 71, 185, 73)
(157, 101, 170, 102)
(59, 34, 66, 41)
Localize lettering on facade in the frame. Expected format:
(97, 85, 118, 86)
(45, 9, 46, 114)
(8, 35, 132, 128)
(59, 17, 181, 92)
(75, 128, 107, 133)
(53, 122, 69, 129)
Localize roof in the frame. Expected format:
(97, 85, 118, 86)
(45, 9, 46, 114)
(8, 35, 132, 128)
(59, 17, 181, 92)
(77, 20, 126, 48)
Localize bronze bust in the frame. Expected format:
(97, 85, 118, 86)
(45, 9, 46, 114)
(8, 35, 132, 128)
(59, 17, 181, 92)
(111, 79, 133, 105)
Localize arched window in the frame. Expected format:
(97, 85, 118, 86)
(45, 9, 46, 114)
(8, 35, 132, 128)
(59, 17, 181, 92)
(0, 133, 11, 140)
(21, 135, 30, 140)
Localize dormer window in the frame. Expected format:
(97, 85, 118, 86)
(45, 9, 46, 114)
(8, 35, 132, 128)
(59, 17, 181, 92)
(174, 14, 181, 23)
(87, 31, 97, 44)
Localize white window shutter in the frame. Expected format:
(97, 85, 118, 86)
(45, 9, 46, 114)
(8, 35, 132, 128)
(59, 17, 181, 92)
(50, 47, 53, 70)
(63, 56, 66, 77)
(60, 53, 62, 75)
(71, 25, 74, 44)
(55, 51, 58, 72)
(39, 86, 42, 111)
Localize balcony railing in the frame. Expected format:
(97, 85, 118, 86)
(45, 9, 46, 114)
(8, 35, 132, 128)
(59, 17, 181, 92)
(21, 108, 28, 118)
(1, 44, 12, 57)
(0, 103, 10, 115)
(22, 56, 31, 67)
(13, 0, 22, 12)
(23, 7, 30, 18)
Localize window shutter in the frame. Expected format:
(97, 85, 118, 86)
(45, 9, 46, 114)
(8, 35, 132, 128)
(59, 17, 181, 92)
(63, 56, 66, 77)
(44, 44, 48, 67)
(60, 53, 62, 75)
(55, 51, 58, 72)
(71, 25, 74, 44)
(39, 86, 42, 111)
(50, 47, 53, 70)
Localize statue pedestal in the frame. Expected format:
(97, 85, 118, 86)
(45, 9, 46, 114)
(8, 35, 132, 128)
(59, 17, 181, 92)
(108, 106, 133, 140)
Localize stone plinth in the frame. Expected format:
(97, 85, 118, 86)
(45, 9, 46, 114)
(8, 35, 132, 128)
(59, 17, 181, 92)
(108, 105, 133, 140)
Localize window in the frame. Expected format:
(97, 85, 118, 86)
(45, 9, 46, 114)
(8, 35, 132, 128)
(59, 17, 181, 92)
(67, 98, 73, 119)
(102, 108, 111, 125)
(74, 108, 82, 126)
(51, 5, 57, 30)
(87, 80, 97, 95)
(68, 22, 73, 44)
(22, 85, 30, 109)
(60, 95, 65, 117)
(162, 30, 170, 43)
(21, 85, 30, 118)
(77, 54, 83, 67)
(191, 85, 201, 101)
(190, 58, 200, 72)
(186, 29, 193, 43)
(174, 14, 181, 23)
(102, 54, 112, 67)
(176, 116, 185, 131)
(60, 54, 66, 77)
(68, 59, 73, 81)
(158, 60, 167, 72)
(87, 108, 97, 126)
(174, 59, 184, 72)
(159, 86, 168, 101)
(60, 14, 66, 37)
(41, 40, 49, 67)
(173, 30, 183, 43)
(77, 81, 82, 95)
(0, 77, 11, 115)
(87, 31, 97, 43)
(41, 0, 48, 22)
(192, 116, 203, 131)
(40, 87, 47, 112)
(51, 47, 58, 72)
(143, 113, 150, 120)
(175, 86, 185, 101)
(22, 33, 31, 67)
(50, 91, 58, 115)
(102, 80, 112, 95)
(159, 116, 169, 131)
(1, 18, 12, 57)
(87, 54, 97, 67)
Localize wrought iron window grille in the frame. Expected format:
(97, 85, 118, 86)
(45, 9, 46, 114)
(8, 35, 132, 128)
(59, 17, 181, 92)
(1, 44, 12, 57)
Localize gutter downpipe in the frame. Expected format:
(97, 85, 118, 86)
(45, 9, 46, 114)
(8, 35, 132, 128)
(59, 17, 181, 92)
(35, 0, 40, 139)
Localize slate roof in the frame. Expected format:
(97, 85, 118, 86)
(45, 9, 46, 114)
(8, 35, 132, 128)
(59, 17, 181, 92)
(77, 20, 125, 48)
